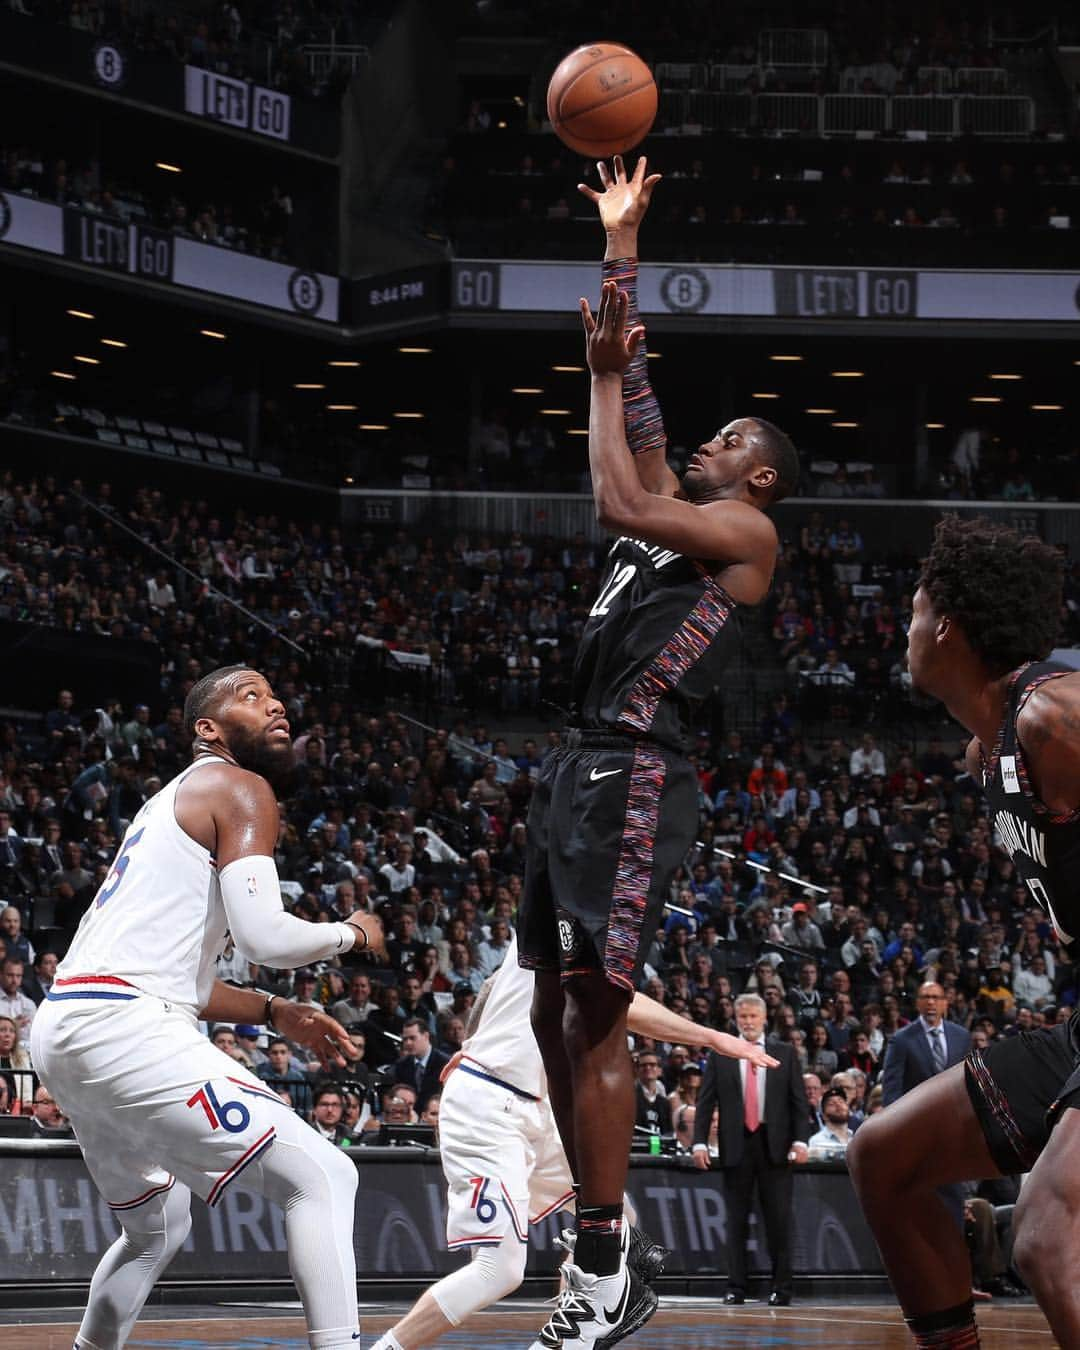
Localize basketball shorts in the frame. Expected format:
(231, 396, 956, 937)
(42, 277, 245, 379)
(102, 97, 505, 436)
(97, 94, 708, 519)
(518, 729, 698, 992)
(964, 1014, 1080, 1174)
(31, 990, 303, 1213)
(439, 1060, 575, 1252)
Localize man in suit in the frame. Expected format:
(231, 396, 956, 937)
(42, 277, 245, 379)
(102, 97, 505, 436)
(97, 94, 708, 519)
(393, 1016, 449, 1112)
(881, 980, 971, 1228)
(692, 993, 808, 1305)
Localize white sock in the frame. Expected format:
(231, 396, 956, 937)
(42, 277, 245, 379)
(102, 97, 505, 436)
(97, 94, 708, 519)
(368, 1335, 404, 1350)
(310, 1330, 361, 1349)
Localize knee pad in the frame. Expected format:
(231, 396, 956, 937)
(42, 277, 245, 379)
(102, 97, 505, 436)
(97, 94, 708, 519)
(432, 1235, 527, 1325)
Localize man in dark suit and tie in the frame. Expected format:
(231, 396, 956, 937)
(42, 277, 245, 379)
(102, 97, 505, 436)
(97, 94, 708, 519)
(693, 993, 808, 1306)
(881, 980, 971, 1227)
(393, 1016, 449, 1113)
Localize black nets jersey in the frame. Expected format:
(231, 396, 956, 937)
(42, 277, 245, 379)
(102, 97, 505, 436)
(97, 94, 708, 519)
(569, 534, 740, 752)
(982, 661, 1080, 947)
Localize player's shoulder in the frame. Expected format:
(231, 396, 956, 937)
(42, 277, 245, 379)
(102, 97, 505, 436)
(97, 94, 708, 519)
(1017, 672, 1080, 758)
(179, 758, 277, 808)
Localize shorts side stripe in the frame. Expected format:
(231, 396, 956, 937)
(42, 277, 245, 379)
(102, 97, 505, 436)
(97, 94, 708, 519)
(605, 745, 667, 991)
(530, 1188, 577, 1225)
(207, 1127, 276, 1207)
(965, 1049, 1040, 1172)
(500, 1182, 528, 1244)
(108, 1177, 175, 1211)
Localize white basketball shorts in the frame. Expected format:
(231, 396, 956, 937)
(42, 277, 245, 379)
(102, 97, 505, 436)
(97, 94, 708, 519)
(31, 986, 298, 1214)
(439, 1061, 575, 1253)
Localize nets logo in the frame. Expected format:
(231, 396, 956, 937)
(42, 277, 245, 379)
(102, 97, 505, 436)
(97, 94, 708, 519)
(91, 42, 127, 88)
(0, 193, 10, 241)
(660, 267, 710, 313)
(288, 269, 324, 315)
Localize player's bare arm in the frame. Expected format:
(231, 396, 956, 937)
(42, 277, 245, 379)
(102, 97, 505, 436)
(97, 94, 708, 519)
(200, 981, 358, 1070)
(177, 763, 386, 958)
(628, 992, 779, 1070)
(1016, 673, 1080, 814)
(582, 282, 777, 604)
(580, 154, 678, 499)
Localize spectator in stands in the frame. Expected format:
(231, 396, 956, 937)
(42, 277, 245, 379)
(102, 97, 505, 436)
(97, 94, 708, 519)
(807, 1087, 854, 1158)
(634, 1050, 672, 1137)
(393, 1016, 449, 1112)
(0, 1014, 33, 1107)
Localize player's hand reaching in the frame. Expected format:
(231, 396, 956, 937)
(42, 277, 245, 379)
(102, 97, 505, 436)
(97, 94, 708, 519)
(709, 1029, 781, 1071)
(578, 154, 662, 237)
(272, 1001, 358, 1071)
(580, 280, 644, 377)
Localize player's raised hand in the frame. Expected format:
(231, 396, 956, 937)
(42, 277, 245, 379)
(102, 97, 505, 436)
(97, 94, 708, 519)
(709, 1029, 781, 1070)
(580, 280, 645, 377)
(273, 1001, 358, 1070)
(577, 154, 662, 236)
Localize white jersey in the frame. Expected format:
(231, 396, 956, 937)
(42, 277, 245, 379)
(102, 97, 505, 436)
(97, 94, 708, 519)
(58, 758, 228, 1017)
(460, 931, 544, 1098)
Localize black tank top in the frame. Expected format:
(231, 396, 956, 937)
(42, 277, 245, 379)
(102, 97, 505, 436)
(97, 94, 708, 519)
(982, 661, 1080, 946)
(569, 535, 741, 752)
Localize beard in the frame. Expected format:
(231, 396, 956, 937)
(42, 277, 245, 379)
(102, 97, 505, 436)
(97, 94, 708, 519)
(227, 724, 296, 790)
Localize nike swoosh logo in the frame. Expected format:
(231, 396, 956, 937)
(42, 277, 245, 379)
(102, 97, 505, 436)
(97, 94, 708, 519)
(589, 767, 623, 782)
(604, 1275, 630, 1324)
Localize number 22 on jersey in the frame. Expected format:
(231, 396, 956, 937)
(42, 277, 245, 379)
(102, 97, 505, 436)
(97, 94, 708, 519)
(589, 563, 636, 619)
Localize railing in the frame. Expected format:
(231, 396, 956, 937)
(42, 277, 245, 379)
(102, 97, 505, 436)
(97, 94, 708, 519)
(301, 42, 370, 84)
(759, 28, 830, 72)
(658, 90, 1036, 137)
(914, 65, 1011, 93)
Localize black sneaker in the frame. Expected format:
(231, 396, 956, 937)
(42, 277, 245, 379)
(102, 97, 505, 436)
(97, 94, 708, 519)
(626, 1224, 670, 1286)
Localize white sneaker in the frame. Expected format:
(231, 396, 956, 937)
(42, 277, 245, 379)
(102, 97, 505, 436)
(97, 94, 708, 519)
(529, 1260, 657, 1350)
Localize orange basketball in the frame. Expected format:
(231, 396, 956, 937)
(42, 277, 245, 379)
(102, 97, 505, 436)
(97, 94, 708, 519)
(546, 42, 657, 158)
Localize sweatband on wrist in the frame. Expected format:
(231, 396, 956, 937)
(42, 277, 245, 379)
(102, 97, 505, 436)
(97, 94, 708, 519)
(601, 255, 667, 457)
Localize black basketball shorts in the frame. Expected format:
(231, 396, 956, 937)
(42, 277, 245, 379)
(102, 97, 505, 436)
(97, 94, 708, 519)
(964, 1014, 1080, 1174)
(517, 729, 698, 992)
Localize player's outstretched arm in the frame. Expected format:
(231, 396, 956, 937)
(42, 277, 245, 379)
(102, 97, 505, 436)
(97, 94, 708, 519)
(628, 991, 780, 1069)
(581, 155, 677, 498)
(583, 282, 776, 600)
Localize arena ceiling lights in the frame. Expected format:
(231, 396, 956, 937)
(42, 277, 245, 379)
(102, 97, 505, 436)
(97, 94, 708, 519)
(66, 309, 94, 320)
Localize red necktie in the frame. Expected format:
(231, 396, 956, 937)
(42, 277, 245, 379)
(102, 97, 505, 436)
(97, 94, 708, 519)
(744, 1058, 760, 1133)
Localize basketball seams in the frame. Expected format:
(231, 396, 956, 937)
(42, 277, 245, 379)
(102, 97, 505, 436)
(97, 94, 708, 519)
(555, 79, 657, 126)
(546, 45, 635, 122)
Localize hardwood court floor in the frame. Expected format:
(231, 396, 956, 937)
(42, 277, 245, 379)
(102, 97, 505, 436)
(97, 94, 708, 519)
(0, 1298, 1057, 1348)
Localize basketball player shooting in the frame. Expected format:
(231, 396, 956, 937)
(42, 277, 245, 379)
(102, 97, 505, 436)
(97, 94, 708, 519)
(517, 156, 799, 1349)
(31, 666, 385, 1350)
(367, 929, 777, 1350)
(849, 517, 1080, 1349)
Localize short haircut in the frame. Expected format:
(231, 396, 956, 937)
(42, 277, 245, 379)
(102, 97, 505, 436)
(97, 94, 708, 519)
(749, 418, 799, 504)
(401, 1016, 430, 1037)
(183, 664, 249, 740)
(918, 515, 1063, 677)
(735, 993, 766, 1014)
(268, 1037, 290, 1052)
(313, 1083, 343, 1106)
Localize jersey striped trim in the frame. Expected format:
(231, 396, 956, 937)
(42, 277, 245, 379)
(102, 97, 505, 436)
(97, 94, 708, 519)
(500, 1182, 528, 1244)
(605, 745, 667, 992)
(49, 975, 139, 1002)
(447, 1235, 506, 1248)
(108, 1176, 175, 1211)
(617, 574, 733, 735)
(457, 1059, 541, 1103)
(206, 1127, 276, 1207)
(530, 1188, 577, 1225)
